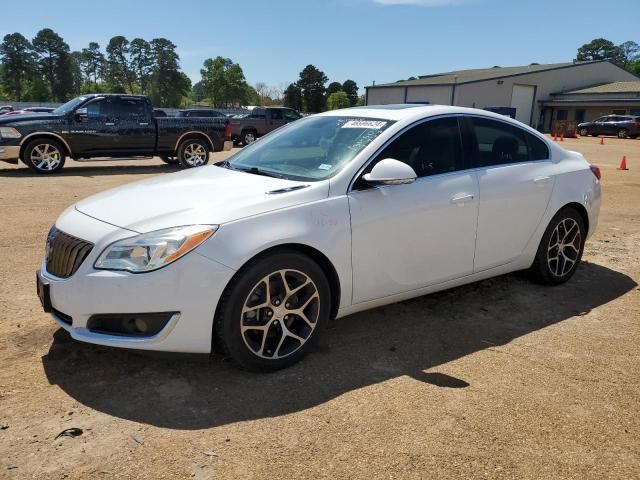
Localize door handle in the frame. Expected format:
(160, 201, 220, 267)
(105, 122, 115, 126)
(533, 176, 551, 185)
(451, 193, 475, 205)
(139, 122, 149, 126)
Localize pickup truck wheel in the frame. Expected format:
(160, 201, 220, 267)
(23, 139, 66, 174)
(160, 155, 178, 165)
(241, 130, 257, 146)
(178, 139, 209, 168)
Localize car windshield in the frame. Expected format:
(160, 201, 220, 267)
(52, 96, 87, 115)
(227, 116, 394, 181)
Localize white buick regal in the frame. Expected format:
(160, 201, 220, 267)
(37, 105, 601, 371)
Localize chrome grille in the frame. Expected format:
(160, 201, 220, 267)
(45, 227, 93, 278)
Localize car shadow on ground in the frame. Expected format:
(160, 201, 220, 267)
(42, 262, 636, 430)
(0, 163, 181, 178)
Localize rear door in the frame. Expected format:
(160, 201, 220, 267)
(112, 97, 155, 154)
(266, 108, 286, 133)
(466, 116, 555, 272)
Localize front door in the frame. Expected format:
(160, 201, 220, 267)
(349, 117, 479, 304)
(69, 97, 119, 157)
(466, 116, 555, 271)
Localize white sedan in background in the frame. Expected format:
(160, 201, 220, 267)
(37, 105, 601, 371)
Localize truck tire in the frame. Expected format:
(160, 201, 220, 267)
(241, 130, 257, 146)
(177, 138, 210, 168)
(23, 138, 66, 174)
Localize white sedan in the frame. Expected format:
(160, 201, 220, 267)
(37, 105, 601, 371)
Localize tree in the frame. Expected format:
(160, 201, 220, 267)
(576, 38, 623, 63)
(619, 41, 640, 68)
(342, 79, 358, 107)
(254, 81, 269, 105)
(32, 28, 74, 101)
(129, 38, 153, 94)
(69, 51, 83, 95)
(190, 81, 206, 103)
(0, 33, 36, 101)
(105, 36, 132, 92)
(200, 56, 252, 107)
(80, 42, 104, 90)
(356, 94, 365, 107)
(327, 91, 350, 110)
(297, 64, 328, 112)
(326, 81, 342, 96)
(149, 38, 189, 107)
(283, 83, 302, 111)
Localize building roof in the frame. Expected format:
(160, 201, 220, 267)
(562, 81, 640, 94)
(368, 60, 609, 88)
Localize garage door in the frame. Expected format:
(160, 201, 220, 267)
(510, 85, 535, 125)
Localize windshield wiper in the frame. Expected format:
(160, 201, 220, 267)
(232, 166, 288, 179)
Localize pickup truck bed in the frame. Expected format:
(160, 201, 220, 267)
(228, 107, 302, 145)
(0, 94, 232, 174)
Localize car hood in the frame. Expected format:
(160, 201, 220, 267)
(0, 112, 60, 124)
(74, 165, 327, 233)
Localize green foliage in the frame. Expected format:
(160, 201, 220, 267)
(0, 33, 35, 101)
(105, 35, 132, 92)
(32, 28, 74, 101)
(200, 56, 252, 107)
(342, 79, 358, 106)
(149, 39, 190, 108)
(283, 83, 302, 111)
(326, 82, 342, 96)
(297, 64, 328, 112)
(327, 91, 350, 110)
(26, 77, 50, 101)
(80, 42, 105, 91)
(129, 38, 153, 94)
(356, 94, 365, 107)
(576, 38, 623, 63)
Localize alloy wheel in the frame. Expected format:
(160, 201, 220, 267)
(182, 143, 207, 166)
(579, 128, 588, 137)
(30, 143, 61, 172)
(244, 132, 256, 145)
(240, 269, 320, 359)
(547, 218, 582, 277)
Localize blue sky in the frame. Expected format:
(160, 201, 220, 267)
(2, 0, 638, 93)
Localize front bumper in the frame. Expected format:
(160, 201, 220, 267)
(0, 145, 20, 162)
(38, 210, 236, 354)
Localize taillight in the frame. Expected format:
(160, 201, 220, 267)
(224, 123, 231, 138)
(590, 165, 601, 180)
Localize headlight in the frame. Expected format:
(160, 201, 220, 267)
(94, 225, 217, 273)
(0, 127, 22, 139)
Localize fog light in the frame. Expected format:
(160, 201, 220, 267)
(87, 312, 177, 337)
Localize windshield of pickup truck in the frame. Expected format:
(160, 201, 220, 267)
(52, 96, 87, 115)
(227, 116, 394, 181)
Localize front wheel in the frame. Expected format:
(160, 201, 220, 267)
(579, 127, 589, 137)
(177, 138, 209, 168)
(618, 128, 629, 139)
(23, 139, 66, 174)
(528, 208, 585, 285)
(214, 251, 331, 371)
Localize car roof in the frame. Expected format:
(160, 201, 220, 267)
(318, 104, 520, 122)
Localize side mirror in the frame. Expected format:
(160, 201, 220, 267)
(362, 158, 417, 186)
(74, 107, 88, 121)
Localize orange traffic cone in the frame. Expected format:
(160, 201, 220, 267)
(560, 133, 564, 142)
(600, 137, 605, 145)
(553, 133, 557, 141)
(617, 156, 629, 170)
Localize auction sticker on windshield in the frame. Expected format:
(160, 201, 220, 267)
(341, 120, 388, 129)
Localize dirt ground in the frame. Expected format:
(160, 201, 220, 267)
(0, 137, 639, 479)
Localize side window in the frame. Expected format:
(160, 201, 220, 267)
(250, 109, 266, 119)
(285, 109, 301, 121)
(373, 117, 464, 178)
(269, 109, 284, 120)
(470, 117, 529, 166)
(526, 132, 549, 160)
(85, 99, 110, 119)
(114, 98, 149, 121)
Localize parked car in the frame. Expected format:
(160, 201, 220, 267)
(0, 105, 14, 115)
(176, 108, 226, 118)
(228, 106, 302, 145)
(36, 105, 601, 371)
(0, 94, 232, 173)
(577, 115, 640, 139)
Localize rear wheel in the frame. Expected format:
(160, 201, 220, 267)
(579, 127, 589, 137)
(23, 139, 66, 174)
(618, 128, 629, 139)
(214, 251, 331, 371)
(528, 208, 585, 285)
(241, 130, 257, 146)
(177, 138, 209, 168)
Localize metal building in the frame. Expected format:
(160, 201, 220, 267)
(365, 60, 639, 131)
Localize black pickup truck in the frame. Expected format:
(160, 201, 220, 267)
(0, 94, 232, 173)
(228, 106, 302, 145)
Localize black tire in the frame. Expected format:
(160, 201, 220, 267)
(618, 128, 629, 139)
(214, 250, 331, 371)
(22, 138, 66, 174)
(629, 135, 638, 139)
(241, 130, 257, 146)
(177, 138, 209, 168)
(528, 207, 586, 285)
(579, 127, 589, 137)
(160, 155, 179, 165)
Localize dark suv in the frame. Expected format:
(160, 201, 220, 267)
(577, 115, 640, 139)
